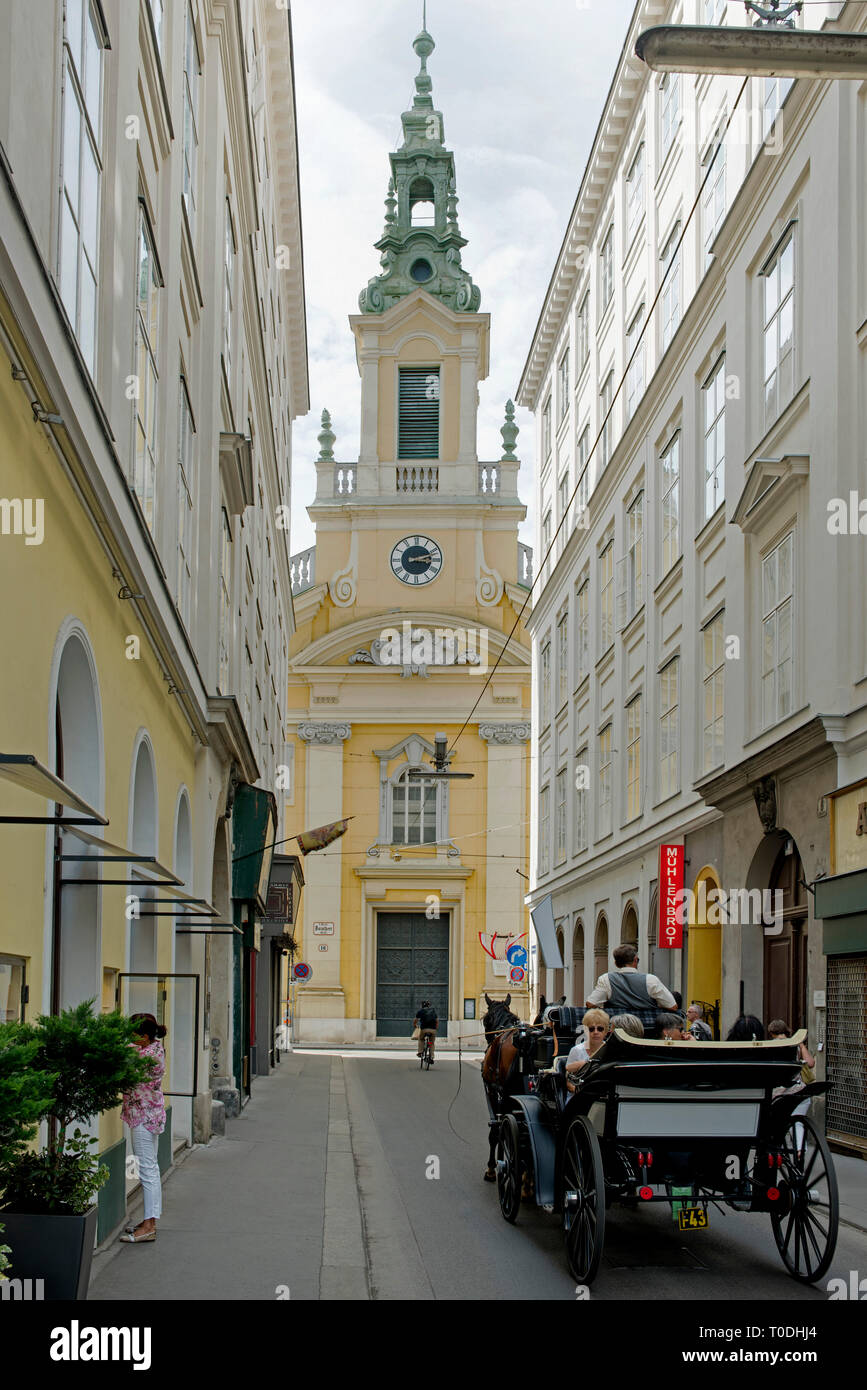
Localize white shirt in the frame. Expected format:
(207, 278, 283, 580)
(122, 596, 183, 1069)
(586, 965, 676, 1010)
(566, 1043, 589, 1068)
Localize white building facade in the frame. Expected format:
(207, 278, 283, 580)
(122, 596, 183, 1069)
(520, 0, 867, 1146)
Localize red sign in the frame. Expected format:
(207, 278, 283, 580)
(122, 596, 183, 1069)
(658, 844, 684, 949)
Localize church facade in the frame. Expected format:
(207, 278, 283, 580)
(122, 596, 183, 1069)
(286, 27, 533, 1044)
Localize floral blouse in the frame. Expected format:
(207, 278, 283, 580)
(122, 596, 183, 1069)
(122, 1040, 166, 1134)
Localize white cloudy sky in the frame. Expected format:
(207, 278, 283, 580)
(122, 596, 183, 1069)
(288, 0, 638, 554)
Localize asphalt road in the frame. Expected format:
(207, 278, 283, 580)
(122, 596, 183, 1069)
(342, 1051, 867, 1303)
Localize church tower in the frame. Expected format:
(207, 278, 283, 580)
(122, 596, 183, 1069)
(286, 25, 534, 1044)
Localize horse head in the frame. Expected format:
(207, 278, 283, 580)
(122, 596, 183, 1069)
(482, 992, 521, 1046)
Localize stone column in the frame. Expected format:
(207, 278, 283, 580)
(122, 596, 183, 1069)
(478, 723, 531, 1005)
(297, 723, 351, 999)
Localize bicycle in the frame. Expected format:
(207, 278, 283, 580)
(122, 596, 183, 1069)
(419, 1033, 433, 1070)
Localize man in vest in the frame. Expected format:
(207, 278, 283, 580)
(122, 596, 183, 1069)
(585, 943, 676, 1032)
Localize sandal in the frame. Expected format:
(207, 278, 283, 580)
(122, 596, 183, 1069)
(120, 1226, 156, 1243)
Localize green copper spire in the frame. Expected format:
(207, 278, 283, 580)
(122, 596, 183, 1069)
(359, 25, 481, 316)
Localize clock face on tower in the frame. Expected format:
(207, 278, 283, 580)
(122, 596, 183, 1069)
(390, 535, 443, 586)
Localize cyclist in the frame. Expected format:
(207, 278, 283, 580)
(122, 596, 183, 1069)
(414, 999, 438, 1064)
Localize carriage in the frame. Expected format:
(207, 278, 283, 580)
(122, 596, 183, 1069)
(483, 1006, 839, 1286)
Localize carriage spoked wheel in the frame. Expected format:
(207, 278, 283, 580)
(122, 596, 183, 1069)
(496, 1114, 523, 1224)
(770, 1113, 839, 1283)
(562, 1115, 606, 1284)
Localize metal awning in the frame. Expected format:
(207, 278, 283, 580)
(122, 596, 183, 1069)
(59, 824, 182, 887)
(0, 753, 107, 825)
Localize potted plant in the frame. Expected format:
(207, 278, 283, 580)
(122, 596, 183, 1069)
(0, 1020, 57, 1289)
(0, 1002, 151, 1300)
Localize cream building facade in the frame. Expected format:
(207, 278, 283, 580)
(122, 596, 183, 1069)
(287, 26, 533, 1044)
(520, 0, 867, 1144)
(0, 0, 307, 1235)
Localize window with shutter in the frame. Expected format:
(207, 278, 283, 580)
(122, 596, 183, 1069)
(398, 367, 440, 459)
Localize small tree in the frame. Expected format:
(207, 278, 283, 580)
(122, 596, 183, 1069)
(0, 1022, 57, 1170)
(0, 1003, 153, 1215)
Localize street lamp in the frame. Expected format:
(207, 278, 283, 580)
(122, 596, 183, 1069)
(636, 0, 867, 79)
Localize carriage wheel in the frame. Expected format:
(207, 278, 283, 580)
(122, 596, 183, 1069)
(496, 1114, 523, 1224)
(770, 1113, 839, 1284)
(562, 1115, 606, 1285)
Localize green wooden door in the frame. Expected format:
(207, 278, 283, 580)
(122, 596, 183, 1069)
(375, 912, 449, 1038)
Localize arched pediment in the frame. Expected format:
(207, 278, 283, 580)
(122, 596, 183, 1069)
(289, 610, 530, 670)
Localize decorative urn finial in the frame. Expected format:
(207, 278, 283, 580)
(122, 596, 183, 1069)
(317, 409, 336, 462)
(501, 400, 519, 462)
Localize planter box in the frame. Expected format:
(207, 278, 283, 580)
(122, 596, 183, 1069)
(0, 1206, 98, 1300)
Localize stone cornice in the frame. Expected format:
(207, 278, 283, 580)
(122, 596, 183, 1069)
(694, 716, 834, 812)
(206, 696, 260, 784)
(478, 722, 531, 745)
(297, 721, 352, 745)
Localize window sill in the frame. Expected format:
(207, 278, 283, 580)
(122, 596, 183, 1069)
(654, 554, 684, 603)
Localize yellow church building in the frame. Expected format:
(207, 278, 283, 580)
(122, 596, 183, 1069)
(286, 25, 533, 1044)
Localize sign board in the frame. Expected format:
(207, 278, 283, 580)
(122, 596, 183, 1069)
(313, 922, 334, 936)
(658, 844, 685, 948)
(293, 961, 312, 982)
(506, 943, 528, 970)
(317, 944, 328, 953)
(492, 961, 508, 977)
(509, 965, 526, 983)
(530, 894, 563, 968)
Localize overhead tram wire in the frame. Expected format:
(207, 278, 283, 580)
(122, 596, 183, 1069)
(445, 74, 752, 765)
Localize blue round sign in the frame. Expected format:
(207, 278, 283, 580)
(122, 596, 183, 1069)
(506, 943, 528, 969)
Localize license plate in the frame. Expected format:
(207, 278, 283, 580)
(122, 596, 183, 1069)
(678, 1206, 709, 1230)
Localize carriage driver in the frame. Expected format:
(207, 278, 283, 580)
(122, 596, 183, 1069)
(414, 999, 438, 1063)
(585, 943, 676, 1032)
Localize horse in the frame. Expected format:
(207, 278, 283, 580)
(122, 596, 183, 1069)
(481, 993, 539, 1186)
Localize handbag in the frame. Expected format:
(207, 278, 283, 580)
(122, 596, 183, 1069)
(800, 1060, 816, 1085)
(411, 1026, 420, 1040)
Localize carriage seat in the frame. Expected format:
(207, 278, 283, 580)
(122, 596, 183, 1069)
(532, 1007, 586, 1069)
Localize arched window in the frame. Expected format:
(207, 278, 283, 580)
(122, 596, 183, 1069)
(594, 912, 609, 984)
(391, 767, 439, 845)
(553, 926, 565, 1001)
(409, 177, 436, 226)
(572, 917, 585, 1002)
(621, 901, 639, 949)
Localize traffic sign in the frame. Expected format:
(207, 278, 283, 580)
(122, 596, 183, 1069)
(506, 943, 528, 969)
(293, 961, 312, 981)
(509, 965, 525, 983)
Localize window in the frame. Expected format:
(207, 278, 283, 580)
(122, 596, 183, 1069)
(625, 305, 645, 420)
(703, 613, 725, 771)
(600, 226, 614, 313)
(542, 510, 552, 569)
(219, 508, 232, 692)
(598, 725, 612, 838)
(542, 398, 552, 460)
(659, 658, 679, 800)
(625, 491, 643, 619)
(577, 294, 590, 373)
(600, 372, 613, 470)
(223, 197, 236, 391)
(576, 426, 590, 521)
(177, 378, 195, 625)
(558, 472, 570, 535)
(626, 143, 645, 244)
(148, 0, 165, 51)
(762, 230, 795, 426)
(660, 73, 680, 159)
(555, 769, 567, 865)
(557, 609, 569, 706)
(576, 579, 590, 682)
(661, 223, 682, 350)
(0, 955, 27, 1023)
(626, 696, 642, 821)
(575, 748, 589, 853)
(59, 0, 105, 375)
(703, 355, 726, 519)
(398, 367, 440, 458)
(761, 532, 794, 728)
(539, 785, 550, 874)
(183, 3, 201, 240)
(541, 638, 552, 723)
(133, 204, 161, 531)
(705, 0, 726, 21)
(660, 434, 680, 575)
(599, 541, 614, 652)
(763, 76, 793, 141)
(702, 135, 726, 267)
(392, 769, 438, 845)
(558, 350, 570, 422)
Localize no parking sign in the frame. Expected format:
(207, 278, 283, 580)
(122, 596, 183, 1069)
(509, 966, 525, 983)
(293, 961, 312, 982)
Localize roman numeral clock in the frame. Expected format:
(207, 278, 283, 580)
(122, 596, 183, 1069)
(390, 535, 442, 586)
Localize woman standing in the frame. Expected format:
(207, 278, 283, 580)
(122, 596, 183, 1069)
(119, 1013, 167, 1244)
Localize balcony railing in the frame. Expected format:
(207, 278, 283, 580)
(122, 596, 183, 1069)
(289, 546, 315, 595)
(396, 465, 438, 493)
(478, 463, 500, 495)
(334, 464, 356, 497)
(517, 542, 533, 589)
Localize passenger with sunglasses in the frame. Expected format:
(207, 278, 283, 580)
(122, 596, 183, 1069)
(565, 1008, 611, 1091)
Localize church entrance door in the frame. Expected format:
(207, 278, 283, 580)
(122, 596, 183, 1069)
(376, 912, 449, 1038)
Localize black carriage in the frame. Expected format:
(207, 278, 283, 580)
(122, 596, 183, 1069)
(491, 1017, 838, 1287)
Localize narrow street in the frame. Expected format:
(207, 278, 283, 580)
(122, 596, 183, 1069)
(88, 1051, 867, 1303)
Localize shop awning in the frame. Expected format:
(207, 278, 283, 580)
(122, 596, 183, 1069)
(0, 753, 107, 825)
(59, 823, 182, 886)
(814, 868, 867, 954)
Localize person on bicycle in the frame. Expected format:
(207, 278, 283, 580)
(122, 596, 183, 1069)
(414, 999, 438, 1063)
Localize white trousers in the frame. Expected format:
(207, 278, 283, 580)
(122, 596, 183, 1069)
(130, 1125, 162, 1220)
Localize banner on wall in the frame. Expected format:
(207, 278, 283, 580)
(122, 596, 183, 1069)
(658, 843, 685, 949)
